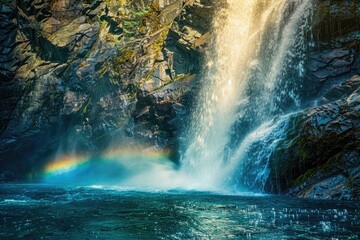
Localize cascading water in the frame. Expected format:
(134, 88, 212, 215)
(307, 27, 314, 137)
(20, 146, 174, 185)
(180, 0, 312, 191)
(226, 115, 291, 192)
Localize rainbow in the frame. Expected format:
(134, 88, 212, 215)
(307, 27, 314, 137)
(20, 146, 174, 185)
(103, 147, 171, 160)
(41, 147, 171, 180)
(43, 155, 89, 177)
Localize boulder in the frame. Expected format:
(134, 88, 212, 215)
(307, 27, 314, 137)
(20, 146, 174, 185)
(266, 82, 360, 200)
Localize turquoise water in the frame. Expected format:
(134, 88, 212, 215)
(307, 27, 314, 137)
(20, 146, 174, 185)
(0, 184, 359, 239)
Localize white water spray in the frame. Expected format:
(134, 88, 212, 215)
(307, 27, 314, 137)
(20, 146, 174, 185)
(181, 0, 312, 190)
(226, 115, 291, 192)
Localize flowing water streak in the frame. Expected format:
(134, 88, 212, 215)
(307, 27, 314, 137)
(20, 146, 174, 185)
(265, 0, 313, 112)
(180, 0, 260, 189)
(226, 115, 291, 192)
(181, 0, 312, 190)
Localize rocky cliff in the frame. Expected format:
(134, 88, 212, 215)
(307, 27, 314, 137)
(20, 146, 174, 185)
(264, 1, 360, 200)
(266, 76, 360, 200)
(0, 0, 214, 180)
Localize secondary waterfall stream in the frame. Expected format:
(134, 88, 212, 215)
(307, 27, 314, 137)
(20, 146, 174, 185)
(180, 0, 312, 191)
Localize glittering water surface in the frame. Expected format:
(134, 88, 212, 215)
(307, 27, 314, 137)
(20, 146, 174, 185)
(0, 185, 359, 240)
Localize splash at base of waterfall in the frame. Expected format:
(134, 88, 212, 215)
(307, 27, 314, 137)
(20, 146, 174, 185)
(39, 146, 228, 192)
(37, 114, 292, 194)
(227, 115, 291, 192)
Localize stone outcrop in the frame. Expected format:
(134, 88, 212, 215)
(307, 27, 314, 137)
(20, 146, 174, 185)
(304, 1, 360, 101)
(265, 78, 360, 200)
(263, 1, 360, 200)
(313, 1, 360, 43)
(0, 0, 214, 181)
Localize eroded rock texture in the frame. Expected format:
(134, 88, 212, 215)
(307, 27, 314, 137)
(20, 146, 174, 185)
(304, 0, 360, 100)
(0, 0, 214, 180)
(266, 0, 360, 200)
(266, 77, 360, 200)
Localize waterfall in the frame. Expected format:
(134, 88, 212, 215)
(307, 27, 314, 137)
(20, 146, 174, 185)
(180, 0, 312, 190)
(226, 115, 291, 192)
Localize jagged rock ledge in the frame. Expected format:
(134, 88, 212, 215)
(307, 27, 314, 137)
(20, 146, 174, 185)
(265, 75, 360, 200)
(0, 0, 215, 181)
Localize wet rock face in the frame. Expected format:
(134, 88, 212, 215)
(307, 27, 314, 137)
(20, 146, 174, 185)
(256, 1, 360, 200)
(308, 49, 354, 80)
(265, 78, 360, 200)
(313, 1, 360, 43)
(0, 3, 19, 132)
(321, 75, 360, 104)
(303, 1, 360, 102)
(0, 0, 215, 180)
(269, 1, 360, 200)
(0, 3, 17, 81)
